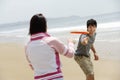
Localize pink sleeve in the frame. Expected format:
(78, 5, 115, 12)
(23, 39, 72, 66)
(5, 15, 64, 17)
(47, 38, 75, 58)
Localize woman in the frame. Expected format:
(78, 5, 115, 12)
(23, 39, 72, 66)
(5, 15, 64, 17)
(25, 13, 75, 80)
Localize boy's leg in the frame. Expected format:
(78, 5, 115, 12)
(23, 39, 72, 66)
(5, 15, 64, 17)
(74, 55, 94, 80)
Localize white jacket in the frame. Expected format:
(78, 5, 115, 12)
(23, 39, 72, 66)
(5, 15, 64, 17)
(25, 32, 75, 80)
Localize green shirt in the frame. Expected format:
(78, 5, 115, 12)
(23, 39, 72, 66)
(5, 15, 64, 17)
(75, 33, 96, 57)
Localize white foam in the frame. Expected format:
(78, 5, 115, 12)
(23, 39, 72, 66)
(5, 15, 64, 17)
(48, 21, 120, 33)
(98, 21, 120, 29)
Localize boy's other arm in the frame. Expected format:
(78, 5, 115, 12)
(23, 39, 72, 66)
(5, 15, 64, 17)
(91, 44, 99, 60)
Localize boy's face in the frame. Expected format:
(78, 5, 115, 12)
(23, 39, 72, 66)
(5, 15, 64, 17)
(87, 25, 96, 36)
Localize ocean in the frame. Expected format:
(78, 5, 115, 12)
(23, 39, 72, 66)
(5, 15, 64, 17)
(0, 20, 120, 43)
(0, 12, 120, 60)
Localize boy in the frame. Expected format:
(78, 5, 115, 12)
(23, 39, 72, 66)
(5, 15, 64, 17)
(74, 19, 99, 80)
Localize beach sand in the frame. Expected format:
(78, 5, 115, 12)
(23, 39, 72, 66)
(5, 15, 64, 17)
(0, 42, 120, 80)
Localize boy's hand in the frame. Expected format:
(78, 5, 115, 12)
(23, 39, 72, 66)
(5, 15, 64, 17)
(94, 53, 99, 60)
(82, 37, 89, 45)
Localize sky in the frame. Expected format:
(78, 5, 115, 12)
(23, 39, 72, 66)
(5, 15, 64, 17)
(0, 0, 120, 24)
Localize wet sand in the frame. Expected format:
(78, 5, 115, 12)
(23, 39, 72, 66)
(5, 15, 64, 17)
(0, 43, 120, 80)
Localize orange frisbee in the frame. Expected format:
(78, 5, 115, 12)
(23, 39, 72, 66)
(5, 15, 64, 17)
(70, 31, 89, 34)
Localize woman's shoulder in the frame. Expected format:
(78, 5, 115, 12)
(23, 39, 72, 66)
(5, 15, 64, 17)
(44, 36, 61, 43)
(46, 36, 58, 40)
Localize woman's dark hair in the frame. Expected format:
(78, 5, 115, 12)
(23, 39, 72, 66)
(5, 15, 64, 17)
(29, 13, 47, 35)
(87, 19, 97, 28)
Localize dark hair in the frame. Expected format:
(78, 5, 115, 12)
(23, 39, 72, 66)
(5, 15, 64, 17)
(29, 13, 47, 35)
(87, 19, 97, 28)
